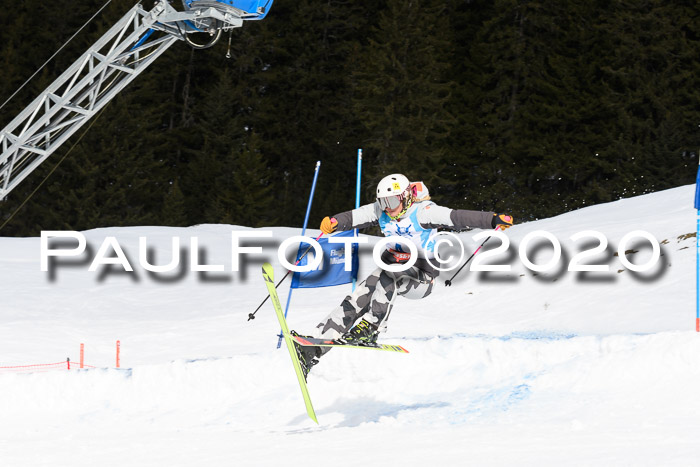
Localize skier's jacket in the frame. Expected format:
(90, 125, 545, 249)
(331, 182, 494, 277)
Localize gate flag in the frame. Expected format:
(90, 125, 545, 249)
(291, 230, 359, 289)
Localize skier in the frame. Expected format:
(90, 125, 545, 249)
(292, 173, 513, 377)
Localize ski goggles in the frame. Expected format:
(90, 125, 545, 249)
(378, 194, 404, 211)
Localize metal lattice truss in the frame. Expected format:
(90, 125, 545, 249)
(0, 0, 246, 199)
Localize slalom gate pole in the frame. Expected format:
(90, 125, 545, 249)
(247, 231, 323, 321)
(276, 161, 322, 348)
(694, 156, 700, 332)
(352, 149, 362, 292)
(444, 226, 499, 287)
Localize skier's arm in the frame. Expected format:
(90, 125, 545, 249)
(415, 203, 497, 230)
(320, 203, 382, 233)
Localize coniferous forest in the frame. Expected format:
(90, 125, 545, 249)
(0, 0, 698, 236)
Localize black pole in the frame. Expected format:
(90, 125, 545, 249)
(247, 238, 321, 321)
(444, 235, 492, 287)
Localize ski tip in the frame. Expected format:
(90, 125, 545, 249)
(388, 344, 409, 353)
(309, 412, 319, 424)
(262, 262, 273, 279)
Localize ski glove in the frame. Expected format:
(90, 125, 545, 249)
(491, 214, 514, 230)
(320, 216, 338, 234)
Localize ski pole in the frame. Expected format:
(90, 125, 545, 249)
(444, 226, 499, 287)
(248, 232, 324, 321)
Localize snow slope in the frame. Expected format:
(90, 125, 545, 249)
(1, 185, 699, 466)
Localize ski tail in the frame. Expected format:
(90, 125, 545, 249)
(290, 334, 409, 353)
(262, 263, 318, 424)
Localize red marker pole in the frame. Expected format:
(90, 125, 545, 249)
(80, 343, 84, 369)
(116, 340, 121, 368)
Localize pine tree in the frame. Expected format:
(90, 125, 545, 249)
(208, 131, 275, 227)
(162, 179, 188, 226)
(590, 0, 700, 200)
(206, 0, 375, 224)
(351, 0, 454, 193)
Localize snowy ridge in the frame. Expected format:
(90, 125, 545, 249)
(3, 331, 698, 425)
(0, 185, 699, 466)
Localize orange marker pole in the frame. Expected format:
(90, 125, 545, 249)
(80, 343, 84, 368)
(116, 340, 120, 368)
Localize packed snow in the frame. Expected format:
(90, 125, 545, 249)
(1, 185, 699, 466)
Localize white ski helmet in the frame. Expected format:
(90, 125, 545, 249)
(376, 173, 412, 211)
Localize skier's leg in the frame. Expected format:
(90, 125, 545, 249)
(309, 266, 434, 356)
(361, 266, 435, 336)
(361, 269, 399, 328)
(313, 267, 384, 339)
(395, 267, 435, 300)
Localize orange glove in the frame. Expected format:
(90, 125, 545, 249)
(491, 214, 514, 230)
(320, 216, 338, 234)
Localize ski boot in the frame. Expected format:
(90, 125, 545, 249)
(341, 319, 379, 346)
(290, 330, 319, 379)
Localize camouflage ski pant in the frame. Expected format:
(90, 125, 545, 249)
(314, 266, 435, 340)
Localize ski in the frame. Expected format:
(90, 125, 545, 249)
(262, 263, 318, 424)
(291, 334, 409, 354)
